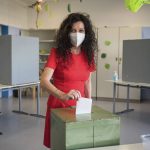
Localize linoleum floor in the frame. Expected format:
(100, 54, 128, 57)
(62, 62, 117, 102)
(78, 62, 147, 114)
(0, 96, 150, 150)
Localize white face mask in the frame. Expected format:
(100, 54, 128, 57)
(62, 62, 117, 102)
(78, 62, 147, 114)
(70, 32, 85, 47)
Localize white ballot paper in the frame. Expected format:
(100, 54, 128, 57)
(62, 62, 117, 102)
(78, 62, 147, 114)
(76, 97, 92, 115)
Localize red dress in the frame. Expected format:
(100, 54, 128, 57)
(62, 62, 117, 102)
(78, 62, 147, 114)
(43, 48, 95, 148)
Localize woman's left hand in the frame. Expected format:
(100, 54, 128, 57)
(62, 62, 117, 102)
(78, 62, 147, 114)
(68, 89, 81, 100)
(60, 89, 81, 101)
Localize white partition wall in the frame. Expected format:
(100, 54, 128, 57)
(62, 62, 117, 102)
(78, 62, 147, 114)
(118, 27, 141, 100)
(0, 35, 39, 85)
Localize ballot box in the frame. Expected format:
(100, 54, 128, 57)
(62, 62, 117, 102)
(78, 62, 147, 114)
(51, 106, 120, 150)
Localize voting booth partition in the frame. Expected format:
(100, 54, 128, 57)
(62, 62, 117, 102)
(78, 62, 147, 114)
(51, 106, 120, 150)
(0, 35, 39, 85)
(122, 39, 150, 84)
(122, 39, 150, 100)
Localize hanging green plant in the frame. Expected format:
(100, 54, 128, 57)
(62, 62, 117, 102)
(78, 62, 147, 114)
(80, 0, 83, 2)
(101, 53, 107, 59)
(104, 63, 110, 70)
(67, 3, 71, 13)
(29, 0, 50, 29)
(125, 0, 150, 13)
(36, 19, 43, 28)
(44, 3, 49, 12)
(104, 40, 111, 46)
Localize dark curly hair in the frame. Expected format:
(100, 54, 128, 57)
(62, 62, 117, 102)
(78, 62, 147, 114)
(55, 12, 97, 66)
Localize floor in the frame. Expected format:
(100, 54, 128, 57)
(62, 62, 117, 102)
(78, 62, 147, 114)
(0, 95, 150, 150)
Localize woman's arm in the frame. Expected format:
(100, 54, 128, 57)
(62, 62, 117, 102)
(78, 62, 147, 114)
(40, 67, 80, 100)
(40, 67, 65, 99)
(84, 73, 92, 98)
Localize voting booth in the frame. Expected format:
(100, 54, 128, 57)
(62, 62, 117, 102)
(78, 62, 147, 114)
(122, 39, 150, 83)
(0, 35, 39, 85)
(51, 105, 120, 150)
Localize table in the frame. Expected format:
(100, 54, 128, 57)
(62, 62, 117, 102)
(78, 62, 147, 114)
(107, 80, 150, 114)
(82, 143, 144, 150)
(0, 111, 2, 135)
(0, 82, 45, 135)
(0, 82, 45, 117)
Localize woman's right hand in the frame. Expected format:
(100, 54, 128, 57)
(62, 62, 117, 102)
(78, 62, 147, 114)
(60, 89, 81, 101)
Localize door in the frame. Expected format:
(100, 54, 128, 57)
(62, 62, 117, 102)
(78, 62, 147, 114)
(96, 27, 141, 100)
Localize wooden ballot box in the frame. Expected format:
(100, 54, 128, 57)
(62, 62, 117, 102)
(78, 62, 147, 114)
(51, 106, 120, 150)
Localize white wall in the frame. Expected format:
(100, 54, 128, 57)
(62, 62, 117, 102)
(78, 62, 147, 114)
(0, 0, 28, 29)
(28, 0, 150, 29)
(0, 0, 150, 29)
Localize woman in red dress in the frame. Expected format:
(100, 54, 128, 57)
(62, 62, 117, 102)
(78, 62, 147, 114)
(40, 12, 97, 148)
